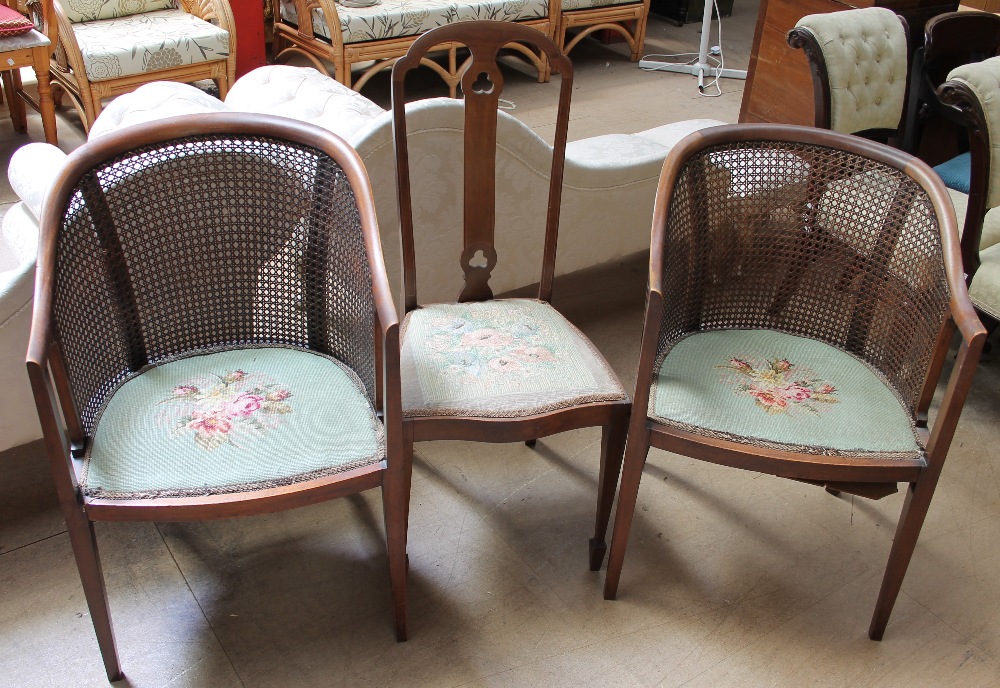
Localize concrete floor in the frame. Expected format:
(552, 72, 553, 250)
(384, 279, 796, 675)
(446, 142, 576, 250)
(4, 4, 1000, 687)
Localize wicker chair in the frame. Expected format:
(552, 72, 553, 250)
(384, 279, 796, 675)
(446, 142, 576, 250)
(938, 56, 1000, 328)
(557, 0, 651, 61)
(28, 114, 408, 681)
(787, 7, 909, 144)
(42, 0, 236, 132)
(602, 124, 986, 639)
(392, 22, 631, 572)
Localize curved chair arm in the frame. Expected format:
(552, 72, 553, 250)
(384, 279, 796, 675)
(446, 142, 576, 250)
(49, 1, 87, 83)
(180, 0, 237, 90)
(938, 59, 1000, 282)
(786, 27, 833, 131)
(281, 0, 347, 55)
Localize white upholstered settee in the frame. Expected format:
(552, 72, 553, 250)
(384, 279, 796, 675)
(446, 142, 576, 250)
(3, 64, 723, 451)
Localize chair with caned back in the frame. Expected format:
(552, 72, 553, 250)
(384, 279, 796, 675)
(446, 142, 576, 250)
(28, 114, 408, 681)
(602, 124, 985, 640)
(787, 7, 909, 145)
(391, 21, 631, 572)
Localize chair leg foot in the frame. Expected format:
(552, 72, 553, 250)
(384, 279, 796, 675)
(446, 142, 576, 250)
(603, 427, 650, 601)
(826, 487, 841, 497)
(525, 439, 536, 448)
(588, 537, 607, 572)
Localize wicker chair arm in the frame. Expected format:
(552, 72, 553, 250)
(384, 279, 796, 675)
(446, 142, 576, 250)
(281, 0, 340, 42)
(50, 2, 86, 77)
(26, 0, 57, 46)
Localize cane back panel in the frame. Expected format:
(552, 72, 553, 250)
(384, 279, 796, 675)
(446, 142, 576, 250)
(51, 132, 377, 437)
(656, 140, 952, 416)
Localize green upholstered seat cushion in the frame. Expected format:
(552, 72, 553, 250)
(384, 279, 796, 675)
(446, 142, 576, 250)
(82, 347, 384, 500)
(400, 299, 627, 418)
(649, 329, 921, 458)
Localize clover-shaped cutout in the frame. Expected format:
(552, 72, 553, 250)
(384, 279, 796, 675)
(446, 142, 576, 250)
(468, 249, 489, 268)
(471, 71, 494, 95)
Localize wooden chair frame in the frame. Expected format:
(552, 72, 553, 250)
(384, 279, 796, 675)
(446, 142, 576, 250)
(43, 0, 236, 133)
(28, 114, 408, 682)
(274, 0, 554, 97)
(1, 0, 57, 143)
(391, 21, 631, 571)
(787, 14, 910, 144)
(603, 124, 987, 640)
(557, 0, 651, 61)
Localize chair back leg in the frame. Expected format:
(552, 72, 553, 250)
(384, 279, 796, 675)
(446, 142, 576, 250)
(590, 410, 629, 571)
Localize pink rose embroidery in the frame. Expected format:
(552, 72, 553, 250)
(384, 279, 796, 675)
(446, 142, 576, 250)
(718, 357, 839, 416)
(462, 329, 514, 348)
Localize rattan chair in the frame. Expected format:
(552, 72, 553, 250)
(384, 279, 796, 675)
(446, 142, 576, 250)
(392, 21, 631, 572)
(787, 7, 909, 145)
(603, 124, 986, 639)
(43, 0, 236, 132)
(28, 114, 408, 681)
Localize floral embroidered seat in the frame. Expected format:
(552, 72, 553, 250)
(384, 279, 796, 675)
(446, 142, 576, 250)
(46, 0, 236, 131)
(81, 347, 385, 500)
(401, 299, 626, 418)
(650, 329, 921, 459)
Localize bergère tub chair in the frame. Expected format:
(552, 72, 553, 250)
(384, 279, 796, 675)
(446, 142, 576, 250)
(938, 56, 1000, 326)
(274, 0, 553, 96)
(787, 7, 909, 145)
(392, 22, 631, 571)
(557, 0, 650, 61)
(29, 114, 408, 681)
(603, 124, 985, 639)
(901, 11, 1000, 155)
(45, 0, 236, 131)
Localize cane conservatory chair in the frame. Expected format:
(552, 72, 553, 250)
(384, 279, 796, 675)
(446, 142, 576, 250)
(603, 124, 985, 639)
(44, 0, 235, 132)
(392, 22, 631, 571)
(557, 0, 651, 61)
(787, 7, 909, 145)
(29, 114, 408, 681)
(938, 56, 1000, 326)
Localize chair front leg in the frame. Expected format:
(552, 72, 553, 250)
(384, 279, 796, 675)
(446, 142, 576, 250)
(603, 424, 651, 599)
(590, 406, 629, 571)
(382, 422, 413, 642)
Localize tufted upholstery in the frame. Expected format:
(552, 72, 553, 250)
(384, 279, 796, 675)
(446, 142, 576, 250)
(794, 7, 908, 135)
(946, 56, 1000, 210)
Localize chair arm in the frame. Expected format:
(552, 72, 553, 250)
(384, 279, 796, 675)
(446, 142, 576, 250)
(9, 143, 67, 222)
(26, 0, 57, 46)
(49, 1, 87, 79)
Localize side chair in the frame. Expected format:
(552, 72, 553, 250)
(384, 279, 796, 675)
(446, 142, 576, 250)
(391, 21, 631, 572)
(29, 113, 408, 681)
(603, 124, 986, 640)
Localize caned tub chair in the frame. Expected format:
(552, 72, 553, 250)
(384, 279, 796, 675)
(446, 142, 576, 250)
(45, 0, 236, 132)
(938, 56, 1000, 326)
(557, 0, 650, 61)
(29, 114, 408, 680)
(273, 0, 553, 96)
(603, 124, 985, 640)
(392, 22, 631, 571)
(787, 7, 909, 145)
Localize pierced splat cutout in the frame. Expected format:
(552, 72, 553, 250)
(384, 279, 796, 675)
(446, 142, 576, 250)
(468, 249, 488, 268)
(471, 71, 495, 95)
(459, 243, 498, 302)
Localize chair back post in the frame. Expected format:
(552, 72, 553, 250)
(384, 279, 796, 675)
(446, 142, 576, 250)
(391, 21, 572, 309)
(938, 77, 993, 282)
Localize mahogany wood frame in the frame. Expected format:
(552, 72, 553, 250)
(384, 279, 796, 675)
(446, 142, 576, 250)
(901, 11, 1000, 155)
(27, 114, 408, 682)
(391, 21, 632, 571)
(787, 14, 910, 145)
(273, 0, 554, 97)
(43, 0, 236, 133)
(602, 124, 987, 641)
(938, 77, 992, 285)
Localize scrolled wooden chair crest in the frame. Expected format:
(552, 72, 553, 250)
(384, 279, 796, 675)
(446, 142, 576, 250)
(603, 124, 985, 639)
(391, 21, 631, 571)
(28, 114, 408, 681)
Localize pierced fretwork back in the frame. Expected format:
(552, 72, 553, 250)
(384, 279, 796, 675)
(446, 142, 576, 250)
(391, 21, 574, 311)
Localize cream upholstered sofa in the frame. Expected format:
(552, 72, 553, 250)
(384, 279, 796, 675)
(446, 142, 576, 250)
(3, 65, 723, 450)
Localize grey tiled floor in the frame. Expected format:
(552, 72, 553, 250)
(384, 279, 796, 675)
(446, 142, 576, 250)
(5, 5, 1000, 687)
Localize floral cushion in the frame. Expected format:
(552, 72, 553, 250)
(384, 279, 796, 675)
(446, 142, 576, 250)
(649, 329, 922, 458)
(401, 299, 626, 418)
(72, 9, 229, 82)
(279, 0, 548, 45)
(60, 0, 176, 24)
(82, 347, 385, 500)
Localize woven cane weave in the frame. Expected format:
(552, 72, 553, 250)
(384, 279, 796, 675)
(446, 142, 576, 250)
(653, 140, 951, 454)
(51, 132, 379, 494)
(81, 346, 385, 500)
(649, 329, 921, 458)
(400, 299, 627, 418)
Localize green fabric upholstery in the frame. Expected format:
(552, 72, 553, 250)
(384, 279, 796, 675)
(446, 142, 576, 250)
(400, 299, 627, 418)
(82, 347, 385, 500)
(649, 329, 921, 458)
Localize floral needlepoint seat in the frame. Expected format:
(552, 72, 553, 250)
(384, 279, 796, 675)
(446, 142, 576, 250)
(401, 299, 626, 418)
(81, 347, 385, 500)
(650, 329, 921, 458)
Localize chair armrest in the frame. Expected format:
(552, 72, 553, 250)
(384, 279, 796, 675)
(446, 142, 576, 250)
(9, 143, 67, 223)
